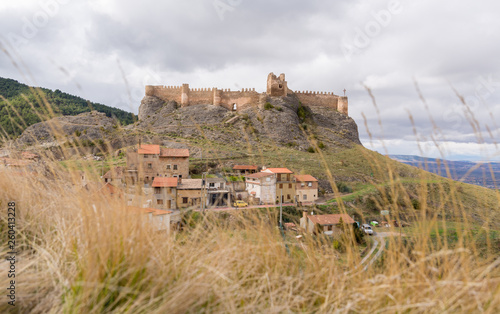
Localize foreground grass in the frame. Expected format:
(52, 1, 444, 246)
(1, 164, 500, 313)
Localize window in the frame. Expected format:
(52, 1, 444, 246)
(266, 177, 270, 182)
(308, 182, 312, 187)
(148, 163, 152, 169)
(277, 174, 281, 181)
(287, 194, 291, 200)
(289, 183, 292, 189)
(301, 183, 305, 187)
(182, 197, 188, 204)
(157, 199, 163, 205)
(154, 187, 161, 194)
(166, 164, 171, 170)
(209, 183, 215, 188)
(144, 155, 148, 159)
(303, 194, 307, 200)
(173, 164, 178, 170)
(233, 103, 237, 110)
(279, 184, 283, 189)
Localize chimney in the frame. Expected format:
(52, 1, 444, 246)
(302, 210, 307, 219)
(138, 138, 142, 149)
(262, 165, 267, 170)
(177, 176, 182, 185)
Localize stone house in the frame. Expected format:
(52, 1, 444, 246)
(232, 165, 258, 175)
(262, 168, 295, 204)
(245, 172, 276, 204)
(300, 212, 355, 235)
(130, 207, 179, 234)
(103, 166, 124, 186)
(126, 144, 189, 186)
(152, 177, 178, 210)
(294, 174, 319, 204)
(206, 177, 231, 207)
(176, 179, 203, 209)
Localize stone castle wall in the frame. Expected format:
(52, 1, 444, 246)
(144, 73, 348, 115)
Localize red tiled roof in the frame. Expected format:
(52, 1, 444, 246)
(99, 183, 123, 196)
(263, 168, 293, 174)
(160, 148, 189, 157)
(293, 174, 318, 182)
(233, 165, 258, 170)
(138, 144, 160, 155)
(21, 152, 40, 160)
(128, 206, 172, 215)
(246, 172, 274, 179)
(152, 177, 178, 188)
(307, 214, 355, 225)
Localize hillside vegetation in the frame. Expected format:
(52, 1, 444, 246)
(0, 77, 135, 140)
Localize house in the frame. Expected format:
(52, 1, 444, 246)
(98, 182, 124, 199)
(206, 177, 231, 207)
(103, 166, 124, 186)
(126, 143, 189, 186)
(232, 165, 258, 175)
(300, 212, 355, 235)
(176, 179, 203, 209)
(152, 177, 178, 210)
(129, 206, 178, 233)
(261, 168, 295, 203)
(294, 174, 319, 204)
(245, 172, 276, 204)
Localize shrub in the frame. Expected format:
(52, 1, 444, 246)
(336, 182, 353, 193)
(74, 130, 81, 137)
(307, 147, 316, 153)
(318, 142, 325, 149)
(276, 106, 283, 112)
(264, 102, 274, 110)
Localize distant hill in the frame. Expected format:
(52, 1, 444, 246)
(0, 77, 135, 139)
(390, 154, 500, 189)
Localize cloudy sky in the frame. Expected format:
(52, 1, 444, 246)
(1, 0, 500, 161)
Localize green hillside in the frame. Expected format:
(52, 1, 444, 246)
(0, 77, 135, 139)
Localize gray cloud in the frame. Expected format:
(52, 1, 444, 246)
(1, 0, 499, 160)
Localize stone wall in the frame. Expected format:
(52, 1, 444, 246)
(144, 73, 349, 115)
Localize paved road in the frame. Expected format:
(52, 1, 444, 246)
(199, 203, 296, 212)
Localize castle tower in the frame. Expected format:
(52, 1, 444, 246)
(338, 96, 348, 115)
(213, 88, 222, 106)
(145, 85, 154, 97)
(181, 83, 189, 106)
(266, 72, 288, 97)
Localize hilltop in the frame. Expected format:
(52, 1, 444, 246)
(0, 77, 135, 140)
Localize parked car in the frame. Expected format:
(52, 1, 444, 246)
(361, 224, 374, 235)
(233, 200, 248, 208)
(370, 220, 379, 227)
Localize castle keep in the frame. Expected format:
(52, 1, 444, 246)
(145, 73, 348, 115)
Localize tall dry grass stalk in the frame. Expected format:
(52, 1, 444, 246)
(0, 57, 499, 312)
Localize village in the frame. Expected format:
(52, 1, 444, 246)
(1, 143, 368, 238)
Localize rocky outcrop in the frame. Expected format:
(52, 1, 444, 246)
(135, 93, 361, 151)
(16, 111, 117, 145)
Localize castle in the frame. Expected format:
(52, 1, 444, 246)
(145, 73, 348, 115)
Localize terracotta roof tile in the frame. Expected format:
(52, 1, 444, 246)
(138, 144, 160, 155)
(246, 172, 274, 179)
(152, 177, 178, 187)
(263, 168, 293, 174)
(307, 214, 355, 225)
(293, 174, 318, 182)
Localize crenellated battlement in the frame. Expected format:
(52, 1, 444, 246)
(144, 73, 348, 115)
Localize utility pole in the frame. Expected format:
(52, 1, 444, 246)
(280, 189, 283, 230)
(201, 172, 206, 214)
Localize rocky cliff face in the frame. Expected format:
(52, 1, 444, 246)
(135, 93, 361, 151)
(16, 111, 117, 146)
